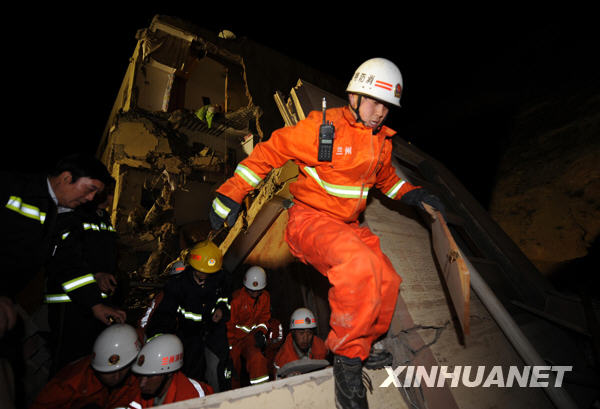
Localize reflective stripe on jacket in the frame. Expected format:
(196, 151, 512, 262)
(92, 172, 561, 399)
(227, 287, 271, 345)
(0, 172, 58, 297)
(216, 106, 418, 222)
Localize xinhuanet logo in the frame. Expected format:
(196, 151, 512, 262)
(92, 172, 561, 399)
(379, 365, 573, 388)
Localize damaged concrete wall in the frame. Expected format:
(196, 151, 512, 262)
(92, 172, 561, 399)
(95, 15, 346, 317)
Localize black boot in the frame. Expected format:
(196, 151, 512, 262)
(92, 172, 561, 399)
(333, 355, 369, 409)
(364, 341, 393, 370)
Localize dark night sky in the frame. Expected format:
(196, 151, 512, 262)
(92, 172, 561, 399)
(4, 5, 597, 206)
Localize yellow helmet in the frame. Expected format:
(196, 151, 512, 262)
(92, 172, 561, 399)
(187, 240, 222, 273)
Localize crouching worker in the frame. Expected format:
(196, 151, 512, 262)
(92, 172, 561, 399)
(128, 334, 213, 408)
(227, 266, 271, 388)
(30, 324, 141, 409)
(274, 308, 329, 378)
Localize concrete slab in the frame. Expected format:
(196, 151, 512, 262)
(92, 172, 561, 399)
(364, 195, 554, 409)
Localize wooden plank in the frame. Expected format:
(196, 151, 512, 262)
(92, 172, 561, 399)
(273, 91, 295, 127)
(423, 204, 471, 335)
(290, 79, 347, 120)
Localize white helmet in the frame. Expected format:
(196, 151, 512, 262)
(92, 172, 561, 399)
(91, 324, 141, 372)
(243, 266, 266, 290)
(132, 334, 184, 375)
(290, 308, 317, 330)
(346, 58, 403, 107)
(168, 260, 187, 276)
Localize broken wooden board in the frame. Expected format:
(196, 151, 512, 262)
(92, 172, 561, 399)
(423, 204, 471, 335)
(289, 79, 347, 119)
(222, 196, 292, 273)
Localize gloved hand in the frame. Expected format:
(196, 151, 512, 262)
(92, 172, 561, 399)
(209, 193, 241, 230)
(254, 331, 267, 350)
(400, 188, 447, 220)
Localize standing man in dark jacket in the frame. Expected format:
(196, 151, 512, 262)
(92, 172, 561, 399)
(45, 177, 126, 373)
(145, 240, 233, 392)
(0, 153, 113, 408)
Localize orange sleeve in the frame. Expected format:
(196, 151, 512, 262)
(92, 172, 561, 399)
(217, 112, 322, 203)
(374, 139, 419, 200)
(226, 290, 245, 343)
(255, 292, 271, 334)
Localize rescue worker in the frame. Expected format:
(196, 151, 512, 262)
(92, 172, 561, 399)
(29, 323, 141, 409)
(1, 153, 112, 336)
(45, 180, 126, 373)
(144, 240, 232, 392)
(209, 58, 445, 409)
(227, 266, 271, 388)
(128, 334, 213, 408)
(1, 153, 113, 408)
(273, 307, 329, 377)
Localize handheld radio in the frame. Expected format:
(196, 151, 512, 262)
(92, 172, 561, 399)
(317, 97, 335, 162)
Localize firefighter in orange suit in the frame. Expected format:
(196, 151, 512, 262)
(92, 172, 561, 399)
(128, 334, 212, 408)
(226, 266, 271, 388)
(209, 58, 445, 409)
(29, 324, 141, 409)
(274, 308, 328, 377)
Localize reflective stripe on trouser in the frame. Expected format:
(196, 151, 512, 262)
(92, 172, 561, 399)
(284, 204, 401, 361)
(230, 335, 269, 387)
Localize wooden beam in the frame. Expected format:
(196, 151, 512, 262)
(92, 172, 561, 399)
(423, 203, 471, 335)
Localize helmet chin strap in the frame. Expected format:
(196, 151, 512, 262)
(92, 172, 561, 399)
(350, 94, 387, 135)
(349, 94, 364, 124)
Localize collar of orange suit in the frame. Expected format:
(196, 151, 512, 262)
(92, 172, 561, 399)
(341, 105, 396, 139)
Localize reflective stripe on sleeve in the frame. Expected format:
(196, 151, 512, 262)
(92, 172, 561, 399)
(83, 223, 100, 231)
(5, 196, 47, 224)
(62, 274, 97, 292)
(304, 167, 369, 199)
(45, 292, 108, 303)
(216, 297, 231, 310)
(44, 294, 72, 303)
(385, 180, 406, 199)
(255, 323, 268, 332)
(188, 377, 206, 397)
(235, 323, 267, 333)
(235, 164, 262, 188)
(212, 197, 231, 219)
(178, 306, 203, 322)
(250, 374, 270, 385)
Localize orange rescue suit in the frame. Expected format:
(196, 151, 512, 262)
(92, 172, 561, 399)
(226, 287, 271, 386)
(127, 371, 212, 408)
(29, 355, 139, 409)
(274, 333, 329, 370)
(217, 106, 417, 361)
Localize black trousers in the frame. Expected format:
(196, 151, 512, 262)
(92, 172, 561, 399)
(47, 303, 104, 375)
(180, 322, 232, 391)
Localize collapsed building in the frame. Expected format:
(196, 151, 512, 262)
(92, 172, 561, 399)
(78, 14, 599, 409)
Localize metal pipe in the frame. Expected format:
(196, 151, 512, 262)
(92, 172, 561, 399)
(461, 249, 580, 409)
